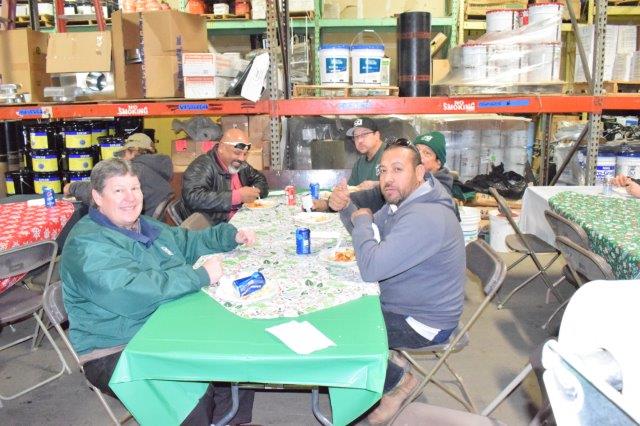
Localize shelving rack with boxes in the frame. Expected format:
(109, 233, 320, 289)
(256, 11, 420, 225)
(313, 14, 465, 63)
(0, 0, 633, 187)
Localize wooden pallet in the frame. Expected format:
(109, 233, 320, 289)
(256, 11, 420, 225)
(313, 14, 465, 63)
(465, 0, 528, 18)
(293, 84, 399, 98)
(289, 10, 315, 19)
(571, 81, 640, 94)
(433, 81, 564, 96)
(609, 0, 639, 5)
(204, 12, 251, 21)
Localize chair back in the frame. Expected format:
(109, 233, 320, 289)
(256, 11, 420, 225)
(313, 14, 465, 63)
(180, 213, 212, 230)
(0, 240, 58, 280)
(466, 239, 507, 297)
(166, 198, 188, 225)
(544, 210, 590, 249)
(151, 193, 174, 220)
(42, 281, 83, 368)
(555, 236, 615, 284)
(487, 187, 522, 235)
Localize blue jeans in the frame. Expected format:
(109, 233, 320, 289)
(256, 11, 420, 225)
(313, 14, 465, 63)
(383, 310, 455, 392)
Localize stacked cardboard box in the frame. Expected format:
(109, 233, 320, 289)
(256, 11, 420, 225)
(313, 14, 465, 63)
(183, 53, 243, 99)
(0, 29, 51, 102)
(574, 25, 638, 83)
(325, 0, 448, 19)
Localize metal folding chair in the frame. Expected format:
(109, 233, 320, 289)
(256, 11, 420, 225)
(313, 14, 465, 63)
(42, 281, 132, 425)
(394, 239, 508, 415)
(544, 236, 615, 329)
(0, 240, 71, 407)
(179, 212, 212, 231)
(166, 198, 189, 226)
(150, 193, 174, 221)
(488, 187, 563, 309)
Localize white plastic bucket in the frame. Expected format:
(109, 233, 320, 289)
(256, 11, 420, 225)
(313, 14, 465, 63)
(526, 43, 561, 83)
(461, 44, 489, 82)
(319, 44, 350, 85)
(459, 206, 481, 245)
(528, 2, 563, 42)
(457, 129, 480, 181)
(486, 9, 522, 33)
(488, 44, 523, 84)
(489, 209, 517, 252)
(351, 30, 385, 85)
(616, 150, 640, 179)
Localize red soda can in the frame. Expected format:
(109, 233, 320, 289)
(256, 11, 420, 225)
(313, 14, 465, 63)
(285, 185, 296, 206)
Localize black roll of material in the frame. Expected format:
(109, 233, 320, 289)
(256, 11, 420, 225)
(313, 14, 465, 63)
(398, 11, 431, 97)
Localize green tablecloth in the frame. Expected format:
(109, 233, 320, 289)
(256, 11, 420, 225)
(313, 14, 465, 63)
(109, 197, 388, 425)
(549, 191, 640, 279)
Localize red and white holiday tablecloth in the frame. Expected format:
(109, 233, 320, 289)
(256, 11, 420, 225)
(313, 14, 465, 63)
(0, 200, 75, 294)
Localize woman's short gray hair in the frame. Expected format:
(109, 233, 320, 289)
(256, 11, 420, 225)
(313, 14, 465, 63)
(90, 158, 138, 194)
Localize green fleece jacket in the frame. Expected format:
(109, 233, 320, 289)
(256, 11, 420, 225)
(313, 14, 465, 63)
(60, 209, 238, 355)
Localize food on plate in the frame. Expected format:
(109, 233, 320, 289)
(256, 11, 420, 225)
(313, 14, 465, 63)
(334, 248, 356, 262)
(245, 201, 265, 208)
(314, 214, 329, 222)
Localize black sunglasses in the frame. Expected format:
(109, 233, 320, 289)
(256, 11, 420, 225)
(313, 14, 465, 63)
(385, 138, 420, 155)
(223, 142, 252, 151)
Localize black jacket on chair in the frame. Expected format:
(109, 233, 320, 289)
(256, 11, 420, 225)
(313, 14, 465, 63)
(181, 144, 269, 225)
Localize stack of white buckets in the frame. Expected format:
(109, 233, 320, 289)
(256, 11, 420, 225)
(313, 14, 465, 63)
(460, 2, 563, 84)
(319, 31, 386, 87)
(459, 206, 482, 245)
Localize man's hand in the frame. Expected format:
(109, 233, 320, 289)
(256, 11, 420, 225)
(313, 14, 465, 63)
(328, 179, 350, 212)
(612, 174, 640, 198)
(351, 208, 373, 222)
(202, 256, 224, 285)
(357, 180, 378, 190)
(236, 228, 256, 245)
(312, 199, 329, 212)
(238, 186, 261, 203)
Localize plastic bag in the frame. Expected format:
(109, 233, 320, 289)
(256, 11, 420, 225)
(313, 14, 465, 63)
(464, 163, 527, 199)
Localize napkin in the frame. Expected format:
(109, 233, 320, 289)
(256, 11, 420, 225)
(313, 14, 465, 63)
(266, 320, 336, 355)
(27, 198, 46, 207)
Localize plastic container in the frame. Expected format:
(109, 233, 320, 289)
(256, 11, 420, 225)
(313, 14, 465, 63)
(319, 44, 350, 85)
(489, 209, 517, 253)
(91, 121, 109, 146)
(528, 2, 563, 42)
(63, 121, 92, 149)
(576, 147, 617, 185)
(65, 149, 94, 172)
(28, 123, 60, 150)
(461, 44, 489, 82)
(486, 9, 523, 33)
(98, 136, 126, 160)
(64, 170, 92, 184)
(526, 43, 561, 83)
(616, 147, 640, 179)
(351, 31, 385, 85)
(33, 172, 62, 194)
(31, 149, 61, 173)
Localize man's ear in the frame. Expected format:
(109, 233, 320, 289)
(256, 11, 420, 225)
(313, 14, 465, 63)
(416, 163, 426, 180)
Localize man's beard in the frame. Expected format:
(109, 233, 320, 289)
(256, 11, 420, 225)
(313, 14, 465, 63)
(228, 162, 246, 174)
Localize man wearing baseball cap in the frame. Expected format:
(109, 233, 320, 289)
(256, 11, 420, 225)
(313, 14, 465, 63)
(64, 133, 174, 217)
(346, 117, 385, 189)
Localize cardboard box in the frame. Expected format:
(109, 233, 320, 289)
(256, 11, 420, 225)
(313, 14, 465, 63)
(184, 76, 216, 98)
(248, 114, 270, 145)
(335, 0, 448, 19)
(171, 138, 216, 166)
(111, 10, 208, 99)
(47, 31, 112, 73)
(0, 29, 51, 102)
(432, 59, 450, 84)
(246, 148, 264, 170)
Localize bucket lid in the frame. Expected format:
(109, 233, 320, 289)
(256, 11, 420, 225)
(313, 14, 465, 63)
(320, 44, 350, 50)
(351, 44, 385, 51)
(529, 1, 563, 6)
(486, 8, 524, 13)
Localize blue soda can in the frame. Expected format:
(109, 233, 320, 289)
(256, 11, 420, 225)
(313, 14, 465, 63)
(43, 186, 56, 208)
(296, 227, 311, 254)
(309, 183, 320, 200)
(233, 271, 266, 297)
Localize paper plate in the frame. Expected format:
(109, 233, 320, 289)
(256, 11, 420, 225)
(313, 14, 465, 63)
(244, 199, 278, 210)
(319, 247, 357, 267)
(293, 212, 335, 225)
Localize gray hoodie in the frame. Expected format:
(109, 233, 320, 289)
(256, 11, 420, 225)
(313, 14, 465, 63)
(340, 174, 465, 330)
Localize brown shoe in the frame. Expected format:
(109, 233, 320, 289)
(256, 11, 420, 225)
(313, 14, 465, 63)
(366, 372, 419, 425)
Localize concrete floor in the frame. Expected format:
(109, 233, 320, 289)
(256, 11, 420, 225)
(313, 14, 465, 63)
(0, 252, 573, 425)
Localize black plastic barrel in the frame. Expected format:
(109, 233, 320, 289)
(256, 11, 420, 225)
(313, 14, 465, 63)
(2, 121, 23, 171)
(397, 12, 431, 97)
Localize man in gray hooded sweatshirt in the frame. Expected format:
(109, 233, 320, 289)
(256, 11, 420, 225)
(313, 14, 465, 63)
(333, 139, 466, 424)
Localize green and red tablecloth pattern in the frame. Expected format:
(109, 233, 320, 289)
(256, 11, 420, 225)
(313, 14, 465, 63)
(549, 191, 640, 279)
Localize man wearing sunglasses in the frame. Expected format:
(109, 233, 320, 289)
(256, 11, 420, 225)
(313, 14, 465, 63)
(346, 117, 385, 190)
(182, 128, 269, 225)
(337, 139, 465, 424)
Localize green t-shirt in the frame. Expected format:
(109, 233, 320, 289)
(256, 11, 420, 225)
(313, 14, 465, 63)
(348, 145, 385, 186)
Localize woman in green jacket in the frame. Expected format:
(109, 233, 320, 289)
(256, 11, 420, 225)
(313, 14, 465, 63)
(60, 158, 256, 425)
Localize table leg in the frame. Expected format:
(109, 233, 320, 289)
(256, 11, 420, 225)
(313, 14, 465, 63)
(214, 384, 239, 426)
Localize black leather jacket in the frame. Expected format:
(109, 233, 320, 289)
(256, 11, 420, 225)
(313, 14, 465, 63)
(181, 144, 269, 225)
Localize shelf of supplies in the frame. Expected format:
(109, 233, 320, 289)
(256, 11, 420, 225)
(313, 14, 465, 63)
(607, 6, 640, 17)
(7, 94, 637, 120)
(319, 16, 455, 29)
(0, 99, 270, 120)
(463, 20, 575, 32)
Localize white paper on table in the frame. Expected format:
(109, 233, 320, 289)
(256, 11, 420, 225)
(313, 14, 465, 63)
(27, 198, 45, 206)
(265, 320, 336, 355)
(193, 254, 221, 270)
